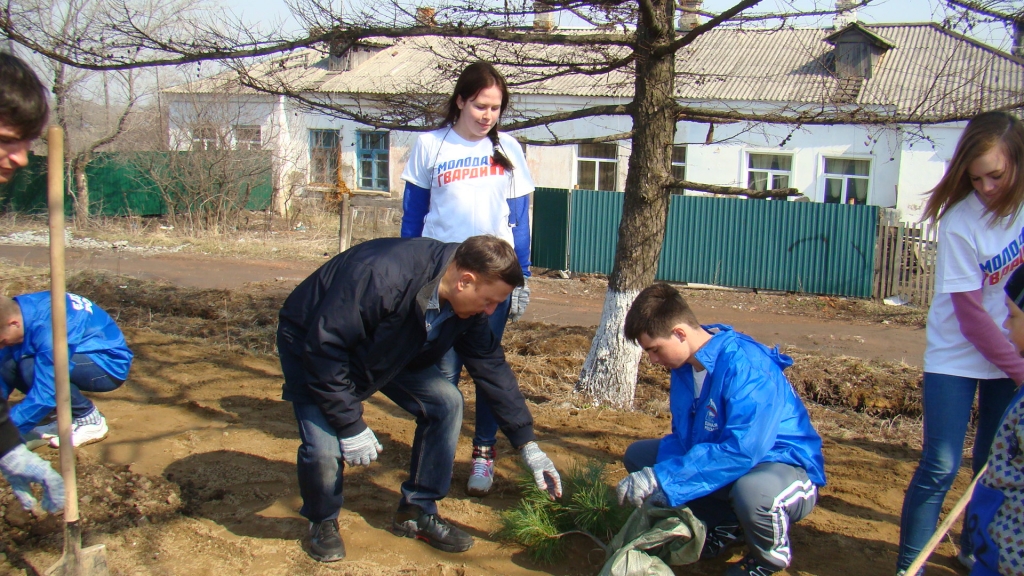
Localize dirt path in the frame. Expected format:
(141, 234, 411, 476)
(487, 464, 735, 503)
(0, 245, 926, 367)
(0, 248, 964, 576)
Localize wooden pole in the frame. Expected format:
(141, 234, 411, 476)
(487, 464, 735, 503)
(904, 464, 988, 576)
(47, 126, 78, 525)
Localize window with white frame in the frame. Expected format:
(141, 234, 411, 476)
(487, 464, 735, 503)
(190, 125, 222, 151)
(233, 125, 262, 150)
(672, 145, 686, 181)
(309, 129, 341, 185)
(747, 153, 792, 198)
(357, 131, 389, 191)
(822, 157, 870, 205)
(577, 143, 618, 191)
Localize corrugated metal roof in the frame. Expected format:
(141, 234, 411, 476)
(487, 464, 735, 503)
(166, 23, 1024, 119)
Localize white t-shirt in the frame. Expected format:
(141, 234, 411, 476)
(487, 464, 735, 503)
(401, 127, 535, 246)
(924, 192, 1024, 379)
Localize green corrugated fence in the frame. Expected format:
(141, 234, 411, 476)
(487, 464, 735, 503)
(0, 151, 273, 216)
(532, 188, 879, 298)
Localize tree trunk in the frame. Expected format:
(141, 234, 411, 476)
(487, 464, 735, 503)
(576, 0, 677, 409)
(72, 158, 89, 224)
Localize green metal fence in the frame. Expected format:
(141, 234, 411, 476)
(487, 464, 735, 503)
(0, 151, 273, 216)
(532, 188, 879, 298)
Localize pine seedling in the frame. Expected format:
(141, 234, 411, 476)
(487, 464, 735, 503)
(563, 459, 632, 542)
(497, 457, 629, 564)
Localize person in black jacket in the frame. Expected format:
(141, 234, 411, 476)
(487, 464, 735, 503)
(0, 51, 66, 514)
(278, 234, 562, 562)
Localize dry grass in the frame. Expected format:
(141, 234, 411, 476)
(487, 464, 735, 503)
(0, 199, 401, 264)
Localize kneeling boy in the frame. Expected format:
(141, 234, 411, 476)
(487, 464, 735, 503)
(617, 283, 826, 576)
(0, 292, 133, 447)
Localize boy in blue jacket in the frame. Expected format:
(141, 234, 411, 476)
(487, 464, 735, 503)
(0, 292, 133, 447)
(617, 283, 826, 576)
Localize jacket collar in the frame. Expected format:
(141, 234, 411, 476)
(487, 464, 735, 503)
(692, 324, 735, 375)
(415, 243, 460, 321)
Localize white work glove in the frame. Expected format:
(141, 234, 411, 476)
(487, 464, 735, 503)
(0, 444, 65, 513)
(339, 427, 383, 467)
(617, 466, 667, 508)
(507, 281, 530, 322)
(519, 441, 562, 499)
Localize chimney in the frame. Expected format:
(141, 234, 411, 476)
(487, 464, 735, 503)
(533, 0, 555, 32)
(1014, 19, 1023, 58)
(416, 7, 436, 27)
(834, 0, 857, 29)
(678, 0, 701, 32)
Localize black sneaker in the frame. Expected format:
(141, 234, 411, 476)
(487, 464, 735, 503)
(700, 523, 746, 559)
(308, 519, 346, 562)
(725, 555, 782, 576)
(391, 504, 474, 553)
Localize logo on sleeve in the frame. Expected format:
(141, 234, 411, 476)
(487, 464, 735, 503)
(704, 399, 719, 432)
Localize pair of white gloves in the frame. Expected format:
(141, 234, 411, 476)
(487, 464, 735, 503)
(340, 427, 562, 498)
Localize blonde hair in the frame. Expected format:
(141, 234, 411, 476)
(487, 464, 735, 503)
(923, 111, 1024, 222)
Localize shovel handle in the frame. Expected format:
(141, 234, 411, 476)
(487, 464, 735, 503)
(47, 125, 78, 524)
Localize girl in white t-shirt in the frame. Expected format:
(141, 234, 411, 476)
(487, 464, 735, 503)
(897, 111, 1024, 576)
(400, 61, 535, 497)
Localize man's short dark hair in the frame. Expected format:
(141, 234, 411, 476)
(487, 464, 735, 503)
(624, 283, 700, 343)
(453, 235, 524, 288)
(0, 52, 49, 140)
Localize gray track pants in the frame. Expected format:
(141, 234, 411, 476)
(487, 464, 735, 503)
(623, 438, 818, 570)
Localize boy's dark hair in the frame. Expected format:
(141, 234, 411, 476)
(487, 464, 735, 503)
(624, 283, 700, 343)
(453, 235, 524, 288)
(1006, 266, 1024, 310)
(0, 52, 49, 140)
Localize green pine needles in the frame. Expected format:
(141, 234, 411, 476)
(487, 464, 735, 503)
(496, 458, 632, 564)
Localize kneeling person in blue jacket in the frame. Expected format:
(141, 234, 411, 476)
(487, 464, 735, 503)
(0, 292, 133, 447)
(617, 283, 826, 576)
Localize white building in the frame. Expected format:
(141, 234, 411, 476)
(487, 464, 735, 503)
(164, 16, 1024, 223)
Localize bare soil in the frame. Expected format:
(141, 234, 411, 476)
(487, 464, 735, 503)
(0, 250, 971, 576)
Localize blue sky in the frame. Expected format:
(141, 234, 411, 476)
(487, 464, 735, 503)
(221, 0, 1013, 51)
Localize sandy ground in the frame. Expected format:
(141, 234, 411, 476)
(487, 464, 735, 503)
(0, 248, 971, 576)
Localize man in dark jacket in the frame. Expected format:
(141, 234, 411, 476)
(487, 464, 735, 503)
(278, 234, 562, 563)
(0, 51, 66, 514)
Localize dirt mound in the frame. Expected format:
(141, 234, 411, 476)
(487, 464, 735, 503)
(0, 450, 182, 575)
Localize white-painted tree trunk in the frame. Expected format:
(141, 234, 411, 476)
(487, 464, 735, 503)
(576, 289, 643, 409)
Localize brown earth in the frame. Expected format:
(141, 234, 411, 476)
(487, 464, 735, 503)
(0, 250, 972, 576)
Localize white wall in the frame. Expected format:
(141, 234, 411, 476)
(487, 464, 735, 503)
(170, 90, 968, 222)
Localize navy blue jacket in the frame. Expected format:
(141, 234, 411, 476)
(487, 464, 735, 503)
(655, 325, 827, 507)
(278, 237, 535, 447)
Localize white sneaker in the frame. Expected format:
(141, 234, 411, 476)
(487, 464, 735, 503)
(466, 456, 494, 496)
(49, 412, 109, 447)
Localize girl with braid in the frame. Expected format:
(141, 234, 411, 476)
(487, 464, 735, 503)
(401, 61, 535, 497)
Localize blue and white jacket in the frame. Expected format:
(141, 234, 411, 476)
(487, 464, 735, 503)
(0, 292, 133, 432)
(654, 325, 827, 507)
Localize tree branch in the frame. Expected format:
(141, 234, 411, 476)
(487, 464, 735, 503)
(652, 0, 764, 59)
(667, 179, 804, 199)
(517, 131, 634, 145)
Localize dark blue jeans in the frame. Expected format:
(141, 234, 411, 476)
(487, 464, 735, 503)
(280, 333, 463, 522)
(897, 372, 1018, 573)
(0, 354, 124, 420)
(437, 294, 511, 447)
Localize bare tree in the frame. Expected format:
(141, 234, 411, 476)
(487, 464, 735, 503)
(131, 85, 277, 234)
(7, 0, 1023, 407)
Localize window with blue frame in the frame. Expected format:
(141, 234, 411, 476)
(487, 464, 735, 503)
(357, 131, 389, 191)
